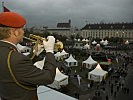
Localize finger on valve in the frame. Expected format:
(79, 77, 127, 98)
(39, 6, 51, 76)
(33, 44, 44, 56)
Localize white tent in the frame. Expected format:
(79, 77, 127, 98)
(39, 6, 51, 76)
(65, 54, 78, 67)
(37, 86, 78, 100)
(17, 44, 31, 53)
(34, 59, 68, 89)
(54, 52, 63, 61)
(82, 38, 86, 42)
(60, 49, 69, 58)
(100, 39, 104, 44)
(55, 50, 69, 60)
(92, 40, 97, 45)
(83, 43, 90, 49)
(34, 57, 45, 70)
(86, 39, 89, 42)
(88, 64, 108, 82)
(55, 52, 62, 57)
(103, 40, 108, 46)
(82, 56, 97, 69)
(48, 68, 68, 89)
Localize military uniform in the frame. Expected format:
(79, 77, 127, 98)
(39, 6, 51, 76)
(0, 41, 57, 100)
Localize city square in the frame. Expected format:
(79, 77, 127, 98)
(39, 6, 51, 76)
(0, 1, 133, 100)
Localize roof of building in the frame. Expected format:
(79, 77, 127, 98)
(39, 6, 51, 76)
(57, 20, 71, 28)
(38, 86, 77, 100)
(81, 23, 133, 30)
(47, 28, 70, 31)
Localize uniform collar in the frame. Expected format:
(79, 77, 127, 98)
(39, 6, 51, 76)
(0, 40, 19, 51)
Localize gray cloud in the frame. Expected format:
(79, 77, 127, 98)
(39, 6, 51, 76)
(1, 0, 133, 28)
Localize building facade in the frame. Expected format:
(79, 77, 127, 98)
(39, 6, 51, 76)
(47, 28, 71, 37)
(81, 23, 133, 41)
(46, 20, 80, 37)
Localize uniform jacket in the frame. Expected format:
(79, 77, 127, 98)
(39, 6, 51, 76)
(0, 41, 57, 100)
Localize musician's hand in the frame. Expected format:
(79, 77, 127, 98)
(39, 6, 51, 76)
(43, 36, 55, 53)
(33, 44, 44, 56)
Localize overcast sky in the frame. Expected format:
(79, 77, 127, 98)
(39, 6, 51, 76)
(1, 0, 133, 28)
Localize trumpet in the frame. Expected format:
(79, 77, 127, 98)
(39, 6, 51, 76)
(23, 34, 63, 59)
(23, 36, 36, 43)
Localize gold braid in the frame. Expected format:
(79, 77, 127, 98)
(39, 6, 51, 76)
(7, 50, 37, 90)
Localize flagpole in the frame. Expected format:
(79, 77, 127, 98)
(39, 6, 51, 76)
(2, 1, 4, 5)
(2, 2, 10, 12)
(2, 2, 4, 6)
(2, 2, 4, 11)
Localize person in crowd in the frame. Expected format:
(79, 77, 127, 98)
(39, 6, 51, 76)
(0, 12, 57, 100)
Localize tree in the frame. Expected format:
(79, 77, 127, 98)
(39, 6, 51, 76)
(75, 34, 80, 39)
(79, 36, 83, 41)
(70, 35, 75, 40)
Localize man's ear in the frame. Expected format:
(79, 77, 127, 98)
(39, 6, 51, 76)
(10, 28, 19, 37)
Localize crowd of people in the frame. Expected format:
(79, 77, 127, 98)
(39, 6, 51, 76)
(60, 42, 133, 100)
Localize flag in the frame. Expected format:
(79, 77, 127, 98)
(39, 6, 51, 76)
(3, 6, 10, 12)
(2, 2, 10, 12)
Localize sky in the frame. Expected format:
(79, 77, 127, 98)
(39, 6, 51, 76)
(1, 0, 133, 28)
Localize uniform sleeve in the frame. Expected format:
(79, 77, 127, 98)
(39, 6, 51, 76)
(10, 52, 57, 86)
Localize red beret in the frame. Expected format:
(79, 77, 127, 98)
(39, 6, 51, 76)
(0, 12, 26, 28)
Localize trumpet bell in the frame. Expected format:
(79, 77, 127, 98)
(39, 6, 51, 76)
(54, 41, 63, 52)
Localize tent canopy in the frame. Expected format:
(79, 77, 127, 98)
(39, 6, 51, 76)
(17, 43, 31, 52)
(89, 64, 108, 76)
(17, 44, 26, 50)
(60, 49, 69, 55)
(34, 57, 45, 70)
(100, 39, 104, 44)
(92, 40, 97, 45)
(34, 58, 68, 89)
(65, 54, 77, 63)
(83, 56, 97, 65)
(55, 68, 68, 82)
(54, 52, 62, 57)
(83, 43, 90, 49)
(48, 68, 68, 89)
(103, 40, 108, 45)
(82, 39, 86, 41)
